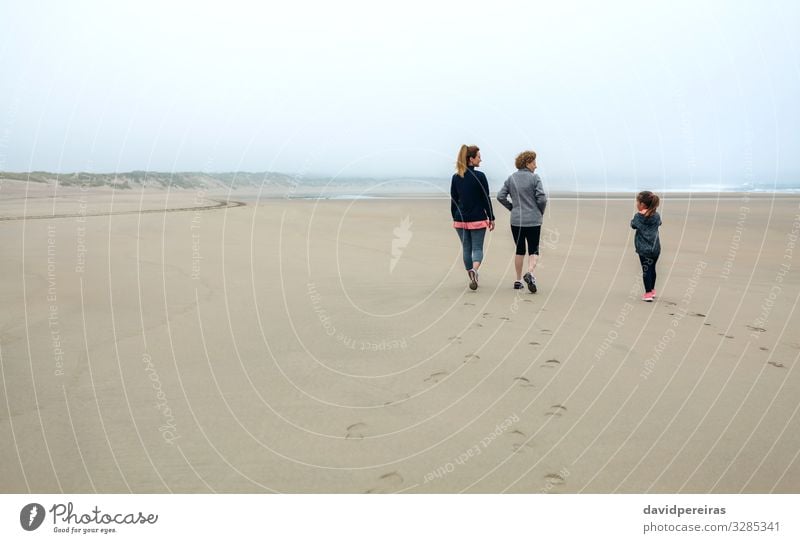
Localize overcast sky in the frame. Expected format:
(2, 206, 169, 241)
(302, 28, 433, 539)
(0, 0, 798, 190)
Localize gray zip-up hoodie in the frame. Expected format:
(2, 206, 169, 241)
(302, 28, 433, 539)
(630, 211, 662, 256)
(497, 170, 547, 226)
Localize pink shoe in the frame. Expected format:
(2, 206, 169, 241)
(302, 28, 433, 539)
(642, 291, 654, 302)
(651, 289, 657, 298)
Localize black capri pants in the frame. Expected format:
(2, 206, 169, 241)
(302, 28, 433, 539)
(510, 224, 541, 256)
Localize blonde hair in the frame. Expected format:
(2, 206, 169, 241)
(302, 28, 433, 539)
(455, 145, 480, 177)
(515, 150, 537, 170)
(637, 190, 660, 218)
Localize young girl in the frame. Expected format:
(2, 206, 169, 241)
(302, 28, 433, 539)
(631, 191, 662, 302)
(450, 145, 495, 290)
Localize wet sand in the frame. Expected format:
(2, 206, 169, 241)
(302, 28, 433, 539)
(1, 182, 799, 492)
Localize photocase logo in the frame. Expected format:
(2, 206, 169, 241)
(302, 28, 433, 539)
(390, 215, 413, 273)
(20, 503, 45, 531)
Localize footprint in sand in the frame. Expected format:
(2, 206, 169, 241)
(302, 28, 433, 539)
(767, 361, 786, 369)
(464, 302, 475, 306)
(472, 323, 484, 328)
(482, 312, 491, 318)
(540, 329, 553, 335)
(529, 341, 540, 346)
(499, 316, 511, 321)
(759, 347, 769, 351)
(717, 333, 735, 339)
(424, 371, 448, 383)
(704, 323, 712, 326)
(545, 404, 567, 417)
(544, 473, 566, 485)
(663, 301, 677, 307)
(365, 471, 404, 494)
(513, 376, 535, 388)
(345, 423, 368, 439)
(690, 312, 706, 317)
(747, 325, 766, 333)
(508, 429, 533, 453)
(383, 393, 410, 406)
(464, 354, 481, 363)
(541, 359, 561, 369)
(522, 299, 533, 303)
(447, 335, 463, 344)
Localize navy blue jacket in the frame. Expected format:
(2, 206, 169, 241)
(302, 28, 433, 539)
(450, 166, 495, 222)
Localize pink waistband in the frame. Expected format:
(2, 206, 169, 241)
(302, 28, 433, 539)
(453, 220, 490, 230)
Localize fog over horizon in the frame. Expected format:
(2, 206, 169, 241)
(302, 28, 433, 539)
(1, 0, 798, 191)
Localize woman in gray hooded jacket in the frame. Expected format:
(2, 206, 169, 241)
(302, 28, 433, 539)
(497, 150, 547, 292)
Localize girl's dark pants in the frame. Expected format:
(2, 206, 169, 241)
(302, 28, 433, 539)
(639, 253, 659, 293)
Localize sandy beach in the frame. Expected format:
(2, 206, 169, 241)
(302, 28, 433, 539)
(1, 181, 799, 493)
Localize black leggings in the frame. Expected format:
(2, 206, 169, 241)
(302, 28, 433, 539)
(639, 254, 659, 292)
(511, 225, 541, 256)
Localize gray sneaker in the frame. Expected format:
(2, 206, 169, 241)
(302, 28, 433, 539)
(523, 272, 537, 293)
(468, 269, 478, 290)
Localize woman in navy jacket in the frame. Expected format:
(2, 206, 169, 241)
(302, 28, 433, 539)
(450, 144, 495, 290)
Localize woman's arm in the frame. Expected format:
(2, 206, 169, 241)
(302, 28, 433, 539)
(479, 173, 495, 221)
(497, 178, 513, 211)
(534, 174, 547, 214)
(450, 176, 460, 220)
